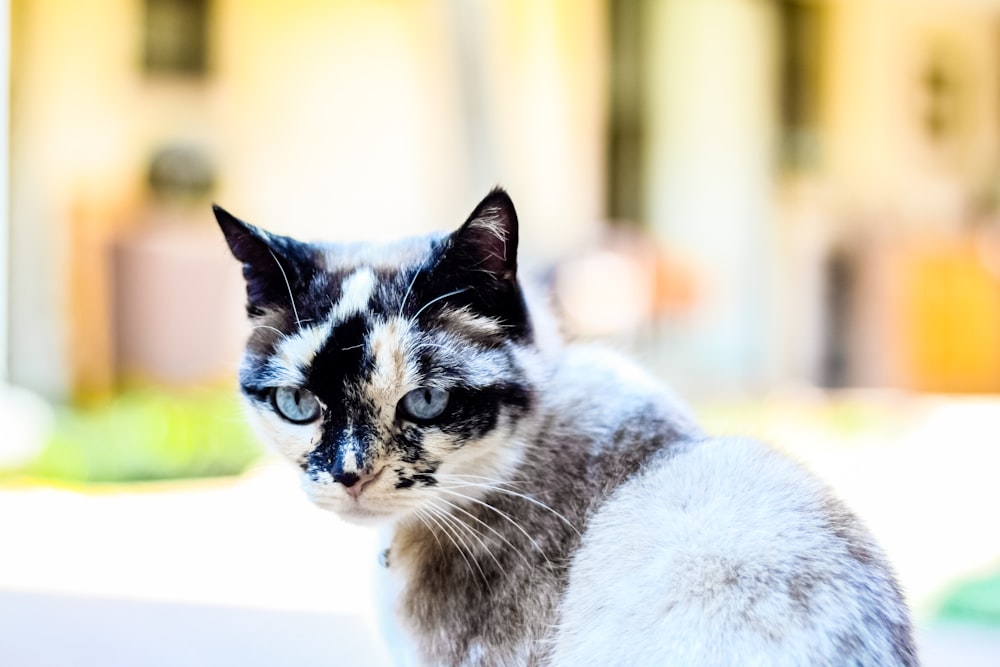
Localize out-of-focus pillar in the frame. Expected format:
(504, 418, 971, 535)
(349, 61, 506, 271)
(0, 0, 8, 382)
(644, 0, 780, 393)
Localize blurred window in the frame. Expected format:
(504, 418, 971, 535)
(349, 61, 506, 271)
(607, 0, 647, 226)
(777, 0, 824, 171)
(143, 0, 209, 76)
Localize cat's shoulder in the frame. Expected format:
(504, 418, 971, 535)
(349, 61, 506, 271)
(543, 343, 702, 438)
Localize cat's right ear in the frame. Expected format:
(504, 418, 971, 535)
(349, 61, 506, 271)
(213, 205, 305, 317)
(214, 204, 272, 265)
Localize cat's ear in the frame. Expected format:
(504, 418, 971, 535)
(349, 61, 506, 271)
(214, 204, 274, 267)
(214, 205, 310, 317)
(449, 188, 519, 283)
(414, 188, 528, 334)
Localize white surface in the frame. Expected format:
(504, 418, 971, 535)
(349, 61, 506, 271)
(0, 460, 393, 666)
(1, 396, 1000, 665)
(0, 590, 390, 667)
(0, 383, 52, 467)
(0, 461, 383, 616)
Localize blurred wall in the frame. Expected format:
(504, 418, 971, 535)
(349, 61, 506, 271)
(8, 0, 606, 399)
(633, 0, 1000, 393)
(798, 0, 1000, 390)
(824, 0, 1000, 230)
(9, 0, 1000, 399)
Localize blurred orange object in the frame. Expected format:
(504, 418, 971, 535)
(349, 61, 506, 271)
(896, 236, 1000, 393)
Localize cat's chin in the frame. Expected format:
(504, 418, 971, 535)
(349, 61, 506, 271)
(308, 496, 398, 525)
(334, 506, 397, 526)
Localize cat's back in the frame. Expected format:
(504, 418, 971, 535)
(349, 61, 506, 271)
(540, 343, 703, 447)
(542, 348, 915, 666)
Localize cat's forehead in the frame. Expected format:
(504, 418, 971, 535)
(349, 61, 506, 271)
(260, 288, 408, 392)
(238, 216, 526, 395)
(316, 232, 447, 274)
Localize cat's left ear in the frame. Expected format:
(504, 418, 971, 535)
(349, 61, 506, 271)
(448, 187, 519, 283)
(418, 188, 528, 335)
(214, 204, 312, 317)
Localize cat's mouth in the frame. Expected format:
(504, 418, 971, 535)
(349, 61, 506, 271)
(305, 466, 398, 522)
(310, 491, 391, 521)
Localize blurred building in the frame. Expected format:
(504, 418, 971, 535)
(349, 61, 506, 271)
(4, 0, 1000, 400)
(6, 0, 606, 400)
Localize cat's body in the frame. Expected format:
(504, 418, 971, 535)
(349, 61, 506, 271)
(216, 190, 917, 666)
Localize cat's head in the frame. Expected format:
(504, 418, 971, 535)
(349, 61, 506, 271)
(216, 189, 546, 524)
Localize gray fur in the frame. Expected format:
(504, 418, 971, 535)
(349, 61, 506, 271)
(217, 190, 917, 666)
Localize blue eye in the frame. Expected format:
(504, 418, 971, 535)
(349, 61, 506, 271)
(272, 386, 322, 424)
(399, 387, 450, 423)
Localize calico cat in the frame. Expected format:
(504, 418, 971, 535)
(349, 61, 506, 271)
(215, 189, 917, 666)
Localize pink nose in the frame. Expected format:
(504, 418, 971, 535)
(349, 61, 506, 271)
(337, 469, 381, 499)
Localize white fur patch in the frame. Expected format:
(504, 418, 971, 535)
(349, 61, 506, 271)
(271, 323, 329, 385)
(331, 267, 377, 323)
(340, 427, 361, 474)
(367, 317, 419, 401)
(437, 307, 504, 339)
(267, 267, 377, 385)
(470, 208, 509, 252)
(320, 235, 445, 273)
(241, 394, 321, 465)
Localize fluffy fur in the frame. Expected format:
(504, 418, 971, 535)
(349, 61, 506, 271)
(216, 189, 917, 666)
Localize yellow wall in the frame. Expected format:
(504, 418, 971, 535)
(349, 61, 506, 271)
(824, 0, 1000, 230)
(8, 0, 607, 398)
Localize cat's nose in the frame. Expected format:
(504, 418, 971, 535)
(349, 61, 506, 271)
(335, 469, 381, 499)
(334, 471, 360, 488)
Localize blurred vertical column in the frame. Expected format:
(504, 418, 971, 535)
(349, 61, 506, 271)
(0, 0, 8, 383)
(442, 0, 607, 264)
(644, 0, 780, 393)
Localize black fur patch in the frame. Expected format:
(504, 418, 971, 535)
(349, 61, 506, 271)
(433, 383, 532, 441)
(214, 206, 322, 316)
(308, 313, 370, 400)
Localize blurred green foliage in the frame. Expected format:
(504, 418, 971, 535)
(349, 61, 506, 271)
(3, 389, 262, 483)
(696, 397, 911, 444)
(937, 569, 1000, 627)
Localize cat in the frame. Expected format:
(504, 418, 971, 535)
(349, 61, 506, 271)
(215, 189, 918, 667)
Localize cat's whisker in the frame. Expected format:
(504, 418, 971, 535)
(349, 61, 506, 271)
(425, 494, 525, 571)
(250, 324, 290, 341)
(423, 500, 508, 580)
(471, 252, 506, 269)
(267, 248, 302, 329)
(417, 508, 476, 578)
(436, 479, 581, 536)
(412, 508, 445, 552)
(409, 342, 455, 358)
(397, 267, 422, 318)
(415, 507, 465, 558)
(434, 487, 551, 564)
(433, 472, 530, 488)
(417, 506, 491, 587)
(498, 492, 579, 535)
(411, 287, 472, 321)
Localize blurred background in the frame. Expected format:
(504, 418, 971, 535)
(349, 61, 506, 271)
(1, 0, 1000, 665)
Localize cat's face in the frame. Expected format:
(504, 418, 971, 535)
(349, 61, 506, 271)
(216, 190, 538, 524)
